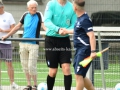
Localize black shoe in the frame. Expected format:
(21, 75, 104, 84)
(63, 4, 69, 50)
(23, 85, 32, 90)
(32, 85, 37, 90)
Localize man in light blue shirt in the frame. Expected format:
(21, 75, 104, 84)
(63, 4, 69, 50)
(44, 0, 76, 90)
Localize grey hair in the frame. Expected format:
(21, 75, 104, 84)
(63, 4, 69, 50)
(27, 0, 38, 7)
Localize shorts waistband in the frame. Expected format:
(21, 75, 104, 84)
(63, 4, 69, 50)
(46, 36, 69, 39)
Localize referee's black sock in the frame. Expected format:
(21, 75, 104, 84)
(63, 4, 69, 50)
(47, 75, 55, 90)
(64, 74, 72, 90)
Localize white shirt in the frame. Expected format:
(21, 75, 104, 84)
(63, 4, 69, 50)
(0, 11, 15, 44)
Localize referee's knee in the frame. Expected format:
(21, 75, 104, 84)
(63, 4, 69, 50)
(49, 68, 57, 77)
(62, 64, 71, 75)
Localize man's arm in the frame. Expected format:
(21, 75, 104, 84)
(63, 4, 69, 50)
(41, 23, 46, 31)
(87, 31, 97, 59)
(44, 1, 60, 32)
(87, 31, 96, 51)
(38, 12, 46, 31)
(59, 28, 74, 35)
(66, 29, 74, 34)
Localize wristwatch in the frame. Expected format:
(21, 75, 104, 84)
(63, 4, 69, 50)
(91, 50, 96, 53)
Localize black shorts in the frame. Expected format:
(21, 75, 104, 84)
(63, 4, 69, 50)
(45, 36, 72, 68)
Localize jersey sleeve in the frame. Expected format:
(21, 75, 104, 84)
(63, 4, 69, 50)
(19, 12, 28, 24)
(44, 1, 60, 32)
(82, 18, 93, 33)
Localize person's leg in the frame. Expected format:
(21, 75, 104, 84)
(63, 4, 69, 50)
(19, 43, 31, 88)
(45, 36, 60, 90)
(6, 61, 19, 90)
(73, 47, 92, 90)
(75, 74, 84, 90)
(74, 62, 92, 90)
(1, 44, 19, 89)
(31, 75, 37, 86)
(0, 49, 2, 89)
(28, 44, 39, 88)
(25, 73, 31, 86)
(46, 49, 58, 90)
(60, 51, 72, 90)
(61, 63, 72, 90)
(1, 44, 15, 84)
(60, 37, 72, 90)
(0, 44, 2, 90)
(0, 60, 1, 90)
(5, 61, 14, 84)
(84, 77, 95, 90)
(76, 75, 95, 90)
(47, 68, 57, 90)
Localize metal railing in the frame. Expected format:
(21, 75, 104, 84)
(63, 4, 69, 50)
(0, 37, 120, 90)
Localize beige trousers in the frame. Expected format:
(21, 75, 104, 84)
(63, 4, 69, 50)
(19, 43, 39, 75)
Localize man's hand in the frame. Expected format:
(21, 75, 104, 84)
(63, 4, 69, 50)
(1, 35, 8, 41)
(59, 28, 68, 35)
(58, 28, 63, 35)
(90, 52, 97, 60)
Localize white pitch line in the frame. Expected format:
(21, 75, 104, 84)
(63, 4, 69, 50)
(95, 73, 120, 75)
(1, 71, 76, 74)
(2, 71, 119, 75)
(1, 78, 76, 81)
